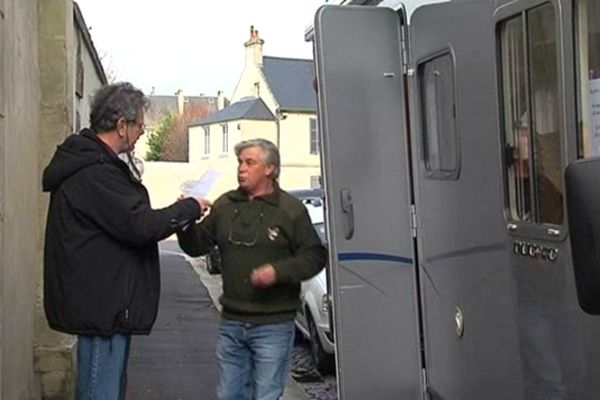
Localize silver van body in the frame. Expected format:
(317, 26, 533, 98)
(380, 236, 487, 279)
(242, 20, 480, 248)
(313, 0, 600, 398)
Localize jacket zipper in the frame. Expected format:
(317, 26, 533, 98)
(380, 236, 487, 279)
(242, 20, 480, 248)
(124, 265, 133, 324)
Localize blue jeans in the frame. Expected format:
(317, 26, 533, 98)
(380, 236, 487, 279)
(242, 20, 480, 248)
(216, 320, 295, 400)
(76, 333, 131, 400)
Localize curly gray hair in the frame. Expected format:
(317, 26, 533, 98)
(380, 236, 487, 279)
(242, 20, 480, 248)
(234, 138, 280, 180)
(89, 82, 149, 134)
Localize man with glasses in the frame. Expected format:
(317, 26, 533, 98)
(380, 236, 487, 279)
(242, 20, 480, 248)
(178, 138, 327, 400)
(42, 82, 209, 400)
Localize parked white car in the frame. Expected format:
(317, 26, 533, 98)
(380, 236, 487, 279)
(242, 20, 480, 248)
(295, 203, 335, 373)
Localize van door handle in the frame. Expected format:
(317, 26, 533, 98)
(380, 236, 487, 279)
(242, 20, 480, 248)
(340, 189, 355, 240)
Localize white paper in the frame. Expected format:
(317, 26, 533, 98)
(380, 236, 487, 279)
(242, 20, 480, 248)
(180, 169, 221, 198)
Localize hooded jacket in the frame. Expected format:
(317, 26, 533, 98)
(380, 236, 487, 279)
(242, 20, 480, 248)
(42, 129, 201, 336)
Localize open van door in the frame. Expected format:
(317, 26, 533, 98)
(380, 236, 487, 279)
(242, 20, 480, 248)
(408, 2, 525, 399)
(314, 5, 421, 399)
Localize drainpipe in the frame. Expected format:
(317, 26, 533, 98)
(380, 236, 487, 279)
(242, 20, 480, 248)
(275, 108, 283, 149)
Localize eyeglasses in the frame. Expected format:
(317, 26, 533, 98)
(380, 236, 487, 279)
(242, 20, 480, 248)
(127, 120, 146, 132)
(228, 229, 259, 247)
(227, 210, 264, 247)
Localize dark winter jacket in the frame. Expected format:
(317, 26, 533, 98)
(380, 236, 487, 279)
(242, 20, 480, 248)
(42, 129, 201, 336)
(177, 185, 327, 324)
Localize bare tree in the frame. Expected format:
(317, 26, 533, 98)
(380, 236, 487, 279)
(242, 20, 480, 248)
(161, 102, 215, 161)
(98, 50, 119, 84)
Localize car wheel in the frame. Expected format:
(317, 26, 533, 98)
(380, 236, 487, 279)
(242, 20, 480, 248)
(293, 324, 305, 344)
(308, 314, 334, 374)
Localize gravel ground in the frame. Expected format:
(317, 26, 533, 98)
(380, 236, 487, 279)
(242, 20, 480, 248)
(290, 339, 338, 400)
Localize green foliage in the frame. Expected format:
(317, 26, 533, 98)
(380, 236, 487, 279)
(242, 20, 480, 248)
(145, 113, 175, 161)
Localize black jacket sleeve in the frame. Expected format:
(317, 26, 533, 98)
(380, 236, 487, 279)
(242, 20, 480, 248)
(176, 204, 218, 257)
(68, 165, 202, 246)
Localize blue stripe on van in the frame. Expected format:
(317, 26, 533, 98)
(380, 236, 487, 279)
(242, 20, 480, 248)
(338, 252, 413, 265)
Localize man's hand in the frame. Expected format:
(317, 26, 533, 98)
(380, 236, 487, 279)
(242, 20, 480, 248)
(194, 198, 212, 214)
(250, 264, 277, 288)
(179, 194, 212, 214)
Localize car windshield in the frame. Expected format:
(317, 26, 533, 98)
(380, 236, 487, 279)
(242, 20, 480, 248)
(291, 188, 324, 207)
(314, 222, 326, 243)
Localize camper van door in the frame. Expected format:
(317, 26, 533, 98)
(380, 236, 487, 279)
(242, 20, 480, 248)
(409, 1, 524, 399)
(314, 5, 420, 399)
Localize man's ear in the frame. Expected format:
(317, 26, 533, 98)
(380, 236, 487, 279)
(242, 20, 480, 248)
(264, 163, 275, 178)
(116, 118, 127, 137)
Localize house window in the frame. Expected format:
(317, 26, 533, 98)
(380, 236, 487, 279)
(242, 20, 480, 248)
(75, 111, 81, 132)
(203, 127, 210, 155)
(222, 124, 228, 153)
(75, 34, 84, 99)
(418, 52, 459, 178)
(500, 3, 562, 225)
(254, 82, 260, 96)
(310, 118, 319, 154)
(310, 175, 321, 189)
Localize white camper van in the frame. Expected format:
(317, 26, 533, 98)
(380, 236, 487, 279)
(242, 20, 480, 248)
(311, 0, 600, 399)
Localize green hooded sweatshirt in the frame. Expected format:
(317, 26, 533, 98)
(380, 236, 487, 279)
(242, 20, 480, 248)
(178, 185, 327, 324)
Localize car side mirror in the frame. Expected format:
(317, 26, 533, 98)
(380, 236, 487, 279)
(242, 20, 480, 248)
(303, 198, 322, 207)
(566, 157, 600, 314)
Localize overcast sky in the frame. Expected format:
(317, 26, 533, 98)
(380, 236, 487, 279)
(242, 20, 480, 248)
(76, 0, 326, 98)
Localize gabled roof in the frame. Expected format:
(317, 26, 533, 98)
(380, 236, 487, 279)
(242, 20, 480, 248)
(190, 97, 276, 127)
(147, 96, 179, 117)
(262, 56, 316, 113)
(146, 95, 218, 124)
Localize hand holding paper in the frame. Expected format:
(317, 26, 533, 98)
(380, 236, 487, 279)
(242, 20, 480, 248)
(180, 169, 222, 198)
(194, 198, 212, 213)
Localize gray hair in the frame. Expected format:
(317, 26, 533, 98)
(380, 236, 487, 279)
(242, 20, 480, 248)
(234, 138, 280, 180)
(89, 82, 149, 134)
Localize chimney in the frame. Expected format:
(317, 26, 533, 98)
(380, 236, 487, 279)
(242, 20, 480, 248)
(244, 25, 264, 66)
(175, 89, 184, 116)
(217, 90, 225, 111)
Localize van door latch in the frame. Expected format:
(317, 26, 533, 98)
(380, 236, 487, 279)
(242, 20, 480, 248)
(340, 189, 355, 240)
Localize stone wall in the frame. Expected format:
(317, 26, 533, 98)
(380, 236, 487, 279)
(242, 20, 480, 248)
(0, 0, 106, 398)
(35, 1, 106, 398)
(0, 0, 41, 398)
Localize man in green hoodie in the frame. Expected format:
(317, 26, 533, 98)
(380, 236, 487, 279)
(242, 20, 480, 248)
(178, 138, 327, 400)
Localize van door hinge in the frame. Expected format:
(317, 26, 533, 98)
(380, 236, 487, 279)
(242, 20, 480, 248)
(410, 204, 418, 238)
(400, 22, 408, 74)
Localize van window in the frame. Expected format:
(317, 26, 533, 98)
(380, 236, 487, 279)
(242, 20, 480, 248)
(500, 3, 563, 225)
(575, 0, 600, 158)
(418, 52, 458, 178)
